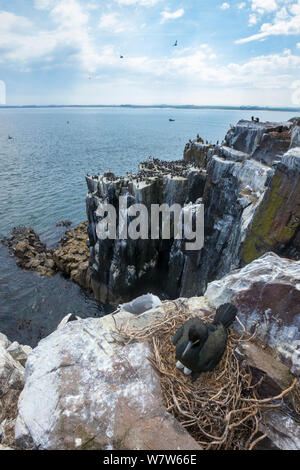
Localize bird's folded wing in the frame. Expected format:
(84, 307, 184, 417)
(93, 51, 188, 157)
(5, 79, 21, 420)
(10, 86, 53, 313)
(172, 324, 184, 345)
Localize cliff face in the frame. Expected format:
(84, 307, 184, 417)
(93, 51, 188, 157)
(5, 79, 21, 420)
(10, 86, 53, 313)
(86, 160, 206, 304)
(86, 118, 300, 305)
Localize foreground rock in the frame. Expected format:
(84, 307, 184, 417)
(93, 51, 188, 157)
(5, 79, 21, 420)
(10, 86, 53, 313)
(235, 340, 300, 450)
(0, 334, 30, 449)
(86, 118, 300, 304)
(15, 306, 202, 450)
(205, 252, 300, 377)
(14, 291, 300, 450)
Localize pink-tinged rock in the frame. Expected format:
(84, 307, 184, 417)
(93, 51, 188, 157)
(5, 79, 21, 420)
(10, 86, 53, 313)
(205, 252, 300, 375)
(15, 315, 201, 450)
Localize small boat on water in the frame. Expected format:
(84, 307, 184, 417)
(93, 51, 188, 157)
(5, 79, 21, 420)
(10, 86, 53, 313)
(169, 118, 175, 122)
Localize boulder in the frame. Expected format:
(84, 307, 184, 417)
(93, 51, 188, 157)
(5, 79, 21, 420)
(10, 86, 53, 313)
(259, 410, 300, 450)
(0, 344, 25, 448)
(6, 342, 32, 368)
(0, 345, 25, 403)
(205, 252, 300, 375)
(53, 222, 91, 291)
(234, 339, 300, 449)
(235, 341, 293, 394)
(0, 333, 11, 350)
(15, 311, 201, 450)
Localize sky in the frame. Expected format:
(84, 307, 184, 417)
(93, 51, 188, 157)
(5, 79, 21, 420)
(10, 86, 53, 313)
(0, 0, 299, 106)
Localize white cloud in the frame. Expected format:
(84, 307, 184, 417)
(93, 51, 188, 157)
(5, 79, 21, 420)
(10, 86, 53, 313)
(112, 47, 300, 92)
(115, 0, 161, 6)
(0, 1, 102, 72)
(250, 0, 278, 13)
(34, 0, 55, 9)
(1, 1, 299, 106)
(237, 0, 300, 43)
(220, 3, 230, 10)
(0, 11, 33, 30)
(160, 8, 185, 22)
(0, 11, 58, 63)
(98, 13, 132, 33)
(275, 6, 290, 20)
(249, 13, 258, 25)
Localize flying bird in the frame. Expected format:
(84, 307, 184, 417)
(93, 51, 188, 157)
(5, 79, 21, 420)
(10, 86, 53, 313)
(173, 303, 237, 382)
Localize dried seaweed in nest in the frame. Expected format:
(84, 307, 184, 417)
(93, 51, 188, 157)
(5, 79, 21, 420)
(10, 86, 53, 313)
(116, 301, 299, 450)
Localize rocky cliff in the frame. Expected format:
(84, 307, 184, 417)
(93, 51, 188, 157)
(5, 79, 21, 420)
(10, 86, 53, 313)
(9, 253, 300, 450)
(86, 118, 300, 305)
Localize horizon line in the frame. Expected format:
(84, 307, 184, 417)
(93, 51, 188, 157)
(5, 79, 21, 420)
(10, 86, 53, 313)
(0, 104, 300, 112)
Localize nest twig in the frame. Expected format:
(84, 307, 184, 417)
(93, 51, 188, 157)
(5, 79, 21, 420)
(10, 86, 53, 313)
(115, 301, 299, 450)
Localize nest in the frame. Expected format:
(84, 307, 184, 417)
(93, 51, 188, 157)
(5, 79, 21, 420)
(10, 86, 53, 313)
(116, 300, 299, 450)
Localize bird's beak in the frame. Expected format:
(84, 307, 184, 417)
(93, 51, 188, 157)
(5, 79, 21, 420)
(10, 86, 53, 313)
(182, 341, 193, 359)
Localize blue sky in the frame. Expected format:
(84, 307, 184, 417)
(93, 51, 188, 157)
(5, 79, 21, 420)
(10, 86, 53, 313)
(0, 0, 299, 106)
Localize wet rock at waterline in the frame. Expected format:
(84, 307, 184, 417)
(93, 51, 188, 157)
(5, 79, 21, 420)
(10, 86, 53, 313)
(1, 226, 56, 277)
(53, 222, 91, 291)
(1, 222, 91, 291)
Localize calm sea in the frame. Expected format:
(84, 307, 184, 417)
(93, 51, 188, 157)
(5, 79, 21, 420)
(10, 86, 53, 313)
(0, 107, 297, 345)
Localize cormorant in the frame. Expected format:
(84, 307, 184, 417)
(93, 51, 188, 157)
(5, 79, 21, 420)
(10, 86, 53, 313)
(173, 303, 237, 382)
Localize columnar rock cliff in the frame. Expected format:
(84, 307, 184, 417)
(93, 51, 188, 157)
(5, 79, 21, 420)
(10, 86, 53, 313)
(86, 160, 206, 304)
(86, 118, 300, 305)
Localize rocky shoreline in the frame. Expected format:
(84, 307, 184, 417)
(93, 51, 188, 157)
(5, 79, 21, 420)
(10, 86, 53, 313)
(1, 221, 91, 291)
(1, 117, 300, 450)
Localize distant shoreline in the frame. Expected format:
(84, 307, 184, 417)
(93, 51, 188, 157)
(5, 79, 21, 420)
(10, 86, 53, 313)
(0, 104, 299, 112)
